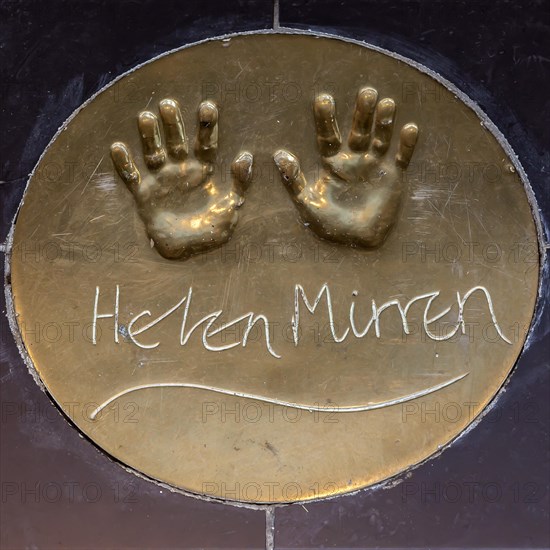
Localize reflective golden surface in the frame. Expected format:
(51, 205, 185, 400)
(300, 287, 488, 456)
(111, 98, 254, 260)
(274, 87, 419, 248)
(8, 33, 540, 503)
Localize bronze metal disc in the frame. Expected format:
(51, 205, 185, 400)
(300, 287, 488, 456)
(6, 32, 541, 504)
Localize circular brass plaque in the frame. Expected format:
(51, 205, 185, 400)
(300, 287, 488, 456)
(7, 32, 540, 504)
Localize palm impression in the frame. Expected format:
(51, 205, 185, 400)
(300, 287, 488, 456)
(110, 97, 253, 260)
(274, 86, 419, 248)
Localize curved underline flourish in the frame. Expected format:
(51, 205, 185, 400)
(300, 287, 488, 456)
(89, 372, 469, 420)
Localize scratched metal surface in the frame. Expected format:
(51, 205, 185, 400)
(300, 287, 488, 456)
(1, 0, 549, 548)
(7, 31, 540, 503)
(274, 0, 550, 548)
(1, 1, 271, 548)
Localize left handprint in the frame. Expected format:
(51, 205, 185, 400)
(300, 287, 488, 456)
(110, 97, 253, 259)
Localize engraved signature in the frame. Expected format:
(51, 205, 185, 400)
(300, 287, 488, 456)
(92, 283, 511, 355)
(89, 283, 510, 420)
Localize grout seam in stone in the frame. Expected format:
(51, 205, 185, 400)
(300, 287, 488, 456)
(266, 506, 275, 549)
(273, 0, 280, 30)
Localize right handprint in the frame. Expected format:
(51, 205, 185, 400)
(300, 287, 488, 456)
(273, 87, 419, 248)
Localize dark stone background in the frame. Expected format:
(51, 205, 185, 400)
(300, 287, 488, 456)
(1, 0, 548, 548)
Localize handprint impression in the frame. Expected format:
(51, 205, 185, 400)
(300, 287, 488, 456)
(274, 87, 419, 248)
(110, 98, 253, 260)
